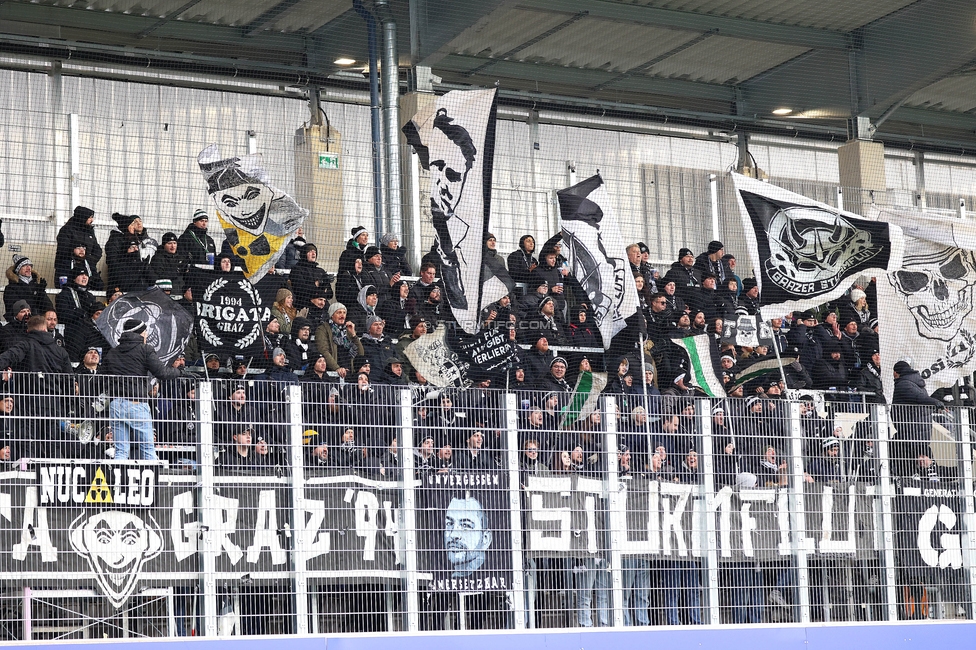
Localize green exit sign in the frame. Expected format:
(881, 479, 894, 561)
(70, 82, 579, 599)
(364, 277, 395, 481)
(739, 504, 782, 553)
(318, 152, 339, 169)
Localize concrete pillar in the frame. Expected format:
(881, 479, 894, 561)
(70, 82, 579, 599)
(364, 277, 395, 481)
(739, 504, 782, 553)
(837, 139, 886, 215)
(293, 124, 345, 272)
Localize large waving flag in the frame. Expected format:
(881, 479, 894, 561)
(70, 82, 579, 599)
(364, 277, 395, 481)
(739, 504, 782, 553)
(732, 173, 903, 314)
(672, 335, 725, 398)
(557, 174, 638, 349)
(403, 88, 498, 334)
(560, 371, 608, 428)
(198, 145, 308, 284)
(97, 287, 194, 365)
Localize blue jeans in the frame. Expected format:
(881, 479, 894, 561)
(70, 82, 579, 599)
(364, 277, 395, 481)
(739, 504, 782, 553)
(621, 557, 650, 626)
(110, 399, 156, 461)
(663, 560, 702, 625)
(575, 558, 610, 627)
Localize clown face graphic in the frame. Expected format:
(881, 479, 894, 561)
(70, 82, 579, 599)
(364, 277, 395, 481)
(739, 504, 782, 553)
(69, 511, 163, 608)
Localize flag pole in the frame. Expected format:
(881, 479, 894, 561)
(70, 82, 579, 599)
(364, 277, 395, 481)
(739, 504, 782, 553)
(757, 307, 790, 390)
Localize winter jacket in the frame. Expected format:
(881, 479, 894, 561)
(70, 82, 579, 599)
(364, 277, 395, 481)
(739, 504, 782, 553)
(100, 331, 183, 399)
(177, 223, 216, 266)
(150, 249, 190, 295)
(290, 259, 333, 309)
(105, 229, 154, 292)
(55, 282, 96, 329)
(65, 317, 109, 364)
(507, 236, 538, 284)
(3, 266, 53, 319)
(55, 211, 103, 278)
(338, 238, 364, 275)
(380, 243, 412, 277)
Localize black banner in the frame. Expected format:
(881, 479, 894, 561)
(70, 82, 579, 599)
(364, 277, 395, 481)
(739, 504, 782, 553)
(0, 463, 197, 609)
(300, 470, 401, 583)
(612, 476, 700, 559)
(188, 266, 271, 359)
(802, 482, 878, 560)
(524, 474, 608, 559)
(416, 468, 513, 593)
(893, 480, 966, 582)
(449, 327, 518, 381)
(211, 475, 292, 577)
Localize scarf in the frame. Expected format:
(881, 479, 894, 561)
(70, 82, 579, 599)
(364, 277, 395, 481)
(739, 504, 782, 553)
(330, 321, 357, 358)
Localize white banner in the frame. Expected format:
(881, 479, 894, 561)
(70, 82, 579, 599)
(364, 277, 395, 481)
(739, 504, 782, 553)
(557, 174, 638, 348)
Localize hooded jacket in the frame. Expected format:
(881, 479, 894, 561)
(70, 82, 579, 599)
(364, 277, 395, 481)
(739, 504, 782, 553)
(507, 235, 538, 284)
(55, 210, 103, 278)
(4, 266, 53, 319)
(100, 331, 183, 399)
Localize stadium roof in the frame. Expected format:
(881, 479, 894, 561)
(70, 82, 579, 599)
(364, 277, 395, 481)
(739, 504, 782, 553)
(1, 0, 975, 148)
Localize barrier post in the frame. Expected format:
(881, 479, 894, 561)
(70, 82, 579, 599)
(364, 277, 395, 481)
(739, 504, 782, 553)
(874, 405, 900, 621)
(288, 384, 309, 634)
(604, 395, 625, 628)
(400, 389, 421, 632)
(698, 398, 721, 625)
(197, 381, 218, 636)
(505, 392, 527, 629)
(787, 401, 812, 623)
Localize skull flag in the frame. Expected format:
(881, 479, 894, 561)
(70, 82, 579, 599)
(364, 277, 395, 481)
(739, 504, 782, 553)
(198, 145, 308, 284)
(871, 204, 976, 400)
(97, 286, 194, 365)
(732, 173, 903, 314)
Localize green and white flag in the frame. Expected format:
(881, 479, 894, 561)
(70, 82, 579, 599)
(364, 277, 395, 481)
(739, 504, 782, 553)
(672, 335, 725, 398)
(729, 355, 797, 390)
(560, 371, 608, 428)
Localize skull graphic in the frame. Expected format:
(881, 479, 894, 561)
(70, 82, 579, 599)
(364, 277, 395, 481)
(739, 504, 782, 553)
(766, 206, 881, 288)
(890, 243, 976, 342)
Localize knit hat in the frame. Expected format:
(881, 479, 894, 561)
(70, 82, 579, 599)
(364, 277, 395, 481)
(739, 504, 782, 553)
(893, 360, 913, 375)
(12, 255, 31, 274)
(192, 209, 209, 223)
(351, 226, 368, 240)
(366, 315, 384, 329)
(302, 243, 318, 256)
(73, 206, 94, 221)
(275, 287, 293, 304)
(69, 266, 89, 280)
(293, 317, 312, 332)
(112, 212, 136, 230)
(850, 288, 867, 303)
(161, 232, 178, 244)
(538, 296, 554, 311)
(122, 319, 147, 335)
(272, 347, 286, 359)
(156, 279, 173, 291)
(637, 242, 649, 254)
(329, 302, 347, 317)
(308, 285, 329, 300)
(550, 356, 567, 368)
(822, 436, 840, 449)
(706, 240, 724, 254)
(364, 246, 381, 259)
(745, 395, 761, 409)
(678, 247, 694, 259)
(742, 277, 758, 292)
(86, 301, 106, 317)
(11, 300, 29, 314)
(380, 233, 398, 246)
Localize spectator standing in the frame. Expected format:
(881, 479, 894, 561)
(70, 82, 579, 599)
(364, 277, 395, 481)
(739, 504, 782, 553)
(105, 213, 154, 291)
(100, 319, 184, 460)
(55, 206, 103, 281)
(177, 209, 216, 266)
(290, 243, 334, 309)
(4, 255, 52, 319)
(55, 267, 96, 331)
(379, 233, 411, 277)
(339, 226, 369, 276)
(150, 232, 190, 295)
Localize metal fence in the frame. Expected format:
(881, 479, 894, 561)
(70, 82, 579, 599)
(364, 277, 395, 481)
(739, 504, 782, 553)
(0, 375, 971, 638)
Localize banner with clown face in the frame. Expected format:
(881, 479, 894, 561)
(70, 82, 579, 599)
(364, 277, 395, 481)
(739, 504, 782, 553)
(198, 145, 308, 284)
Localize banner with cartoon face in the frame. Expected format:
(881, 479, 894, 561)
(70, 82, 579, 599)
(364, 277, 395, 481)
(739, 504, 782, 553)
(0, 463, 197, 609)
(732, 173, 904, 315)
(198, 145, 308, 284)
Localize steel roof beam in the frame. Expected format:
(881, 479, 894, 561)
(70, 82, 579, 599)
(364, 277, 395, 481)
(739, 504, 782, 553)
(515, 0, 848, 50)
(243, 0, 304, 37)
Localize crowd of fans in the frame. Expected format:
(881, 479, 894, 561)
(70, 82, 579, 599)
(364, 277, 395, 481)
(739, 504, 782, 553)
(0, 205, 958, 629)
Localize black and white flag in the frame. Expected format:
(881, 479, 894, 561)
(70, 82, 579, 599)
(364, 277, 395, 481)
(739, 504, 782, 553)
(97, 286, 194, 365)
(871, 205, 976, 399)
(403, 88, 498, 334)
(732, 173, 903, 314)
(188, 266, 271, 360)
(557, 175, 638, 348)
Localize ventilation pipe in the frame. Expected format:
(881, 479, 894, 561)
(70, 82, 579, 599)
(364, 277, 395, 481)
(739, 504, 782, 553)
(374, 0, 402, 238)
(353, 0, 385, 239)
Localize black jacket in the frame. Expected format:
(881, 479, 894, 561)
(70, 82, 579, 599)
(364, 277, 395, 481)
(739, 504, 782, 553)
(150, 250, 190, 295)
(892, 370, 942, 407)
(0, 330, 73, 376)
(177, 223, 216, 266)
(380, 244, 412, 277)
(100, 332, 183, 399)
(65, 318, 109, 363)
(55, 282, 96, 330)
(105, 230, 154, 292)
(4, 267, 53, 319)
(290, 259, 333, 309)
(55, 211, 103, 278)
